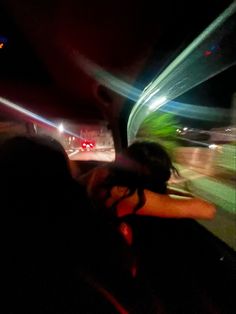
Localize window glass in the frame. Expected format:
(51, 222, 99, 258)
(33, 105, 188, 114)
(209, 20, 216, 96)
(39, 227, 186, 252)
(128, 3, 236, 249)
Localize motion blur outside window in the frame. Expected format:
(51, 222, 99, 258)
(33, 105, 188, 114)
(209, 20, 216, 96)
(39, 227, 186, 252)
(128, 3, 236, 249)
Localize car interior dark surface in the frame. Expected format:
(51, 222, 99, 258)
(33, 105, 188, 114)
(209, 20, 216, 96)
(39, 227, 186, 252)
(0, 0, 235, 313)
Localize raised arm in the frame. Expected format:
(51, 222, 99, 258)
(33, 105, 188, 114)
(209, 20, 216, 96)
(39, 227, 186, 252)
(109, 186, 216, 220)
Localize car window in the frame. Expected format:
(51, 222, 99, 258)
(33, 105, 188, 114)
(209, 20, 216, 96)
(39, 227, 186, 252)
(128, 3, 236, 249)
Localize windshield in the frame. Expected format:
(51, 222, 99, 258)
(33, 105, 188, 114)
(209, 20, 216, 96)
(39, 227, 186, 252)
(0, 111, 115, 162)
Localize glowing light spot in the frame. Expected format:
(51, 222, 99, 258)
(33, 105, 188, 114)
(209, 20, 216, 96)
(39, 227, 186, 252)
(149, 96, 167, 111)
(58, 123, 64, 133)
(0, 43, 4, 49)
(209, 144, 218, 149)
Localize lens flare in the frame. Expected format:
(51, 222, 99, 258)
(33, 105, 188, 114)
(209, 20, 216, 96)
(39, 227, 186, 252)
(0, 96, 83, 139)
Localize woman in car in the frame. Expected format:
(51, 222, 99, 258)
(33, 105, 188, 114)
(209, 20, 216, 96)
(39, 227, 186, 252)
(80, 140, 217, 312)
(83, 140, 216, 222)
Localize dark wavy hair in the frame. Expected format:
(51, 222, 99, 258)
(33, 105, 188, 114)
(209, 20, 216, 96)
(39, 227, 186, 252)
(104, 141, 178, 214)
(125, 141, 178, 193)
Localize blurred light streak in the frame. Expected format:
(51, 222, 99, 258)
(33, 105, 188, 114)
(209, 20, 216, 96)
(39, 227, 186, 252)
(175, 136, 209, 147)
(128, 1, 236, 143)
(159, 100, 229, 121)
(0, 96, 83, 139)
(74, 53, 141, 101)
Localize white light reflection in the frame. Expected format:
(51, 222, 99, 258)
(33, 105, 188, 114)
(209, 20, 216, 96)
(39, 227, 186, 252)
(58, 123, 64, 133)
(148, 96, 167, 111)
(128, 2, 236, 144)
(209, 144, 218, 149)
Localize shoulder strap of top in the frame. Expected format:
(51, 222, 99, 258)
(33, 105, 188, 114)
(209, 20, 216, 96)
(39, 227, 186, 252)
(106, 186, 147, 220)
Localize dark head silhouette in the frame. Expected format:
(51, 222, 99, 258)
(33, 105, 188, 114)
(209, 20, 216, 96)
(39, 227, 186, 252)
(0, 135, 70, 182)
(0, 135, 131, 313)
(107, 141, 177, 195)
(124, 141, 177, 194)
(0, 135, 74, 215)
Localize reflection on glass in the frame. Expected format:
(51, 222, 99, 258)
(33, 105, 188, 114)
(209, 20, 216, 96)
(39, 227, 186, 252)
(128, 2, 236, 249)
(128, 2, 236, 143)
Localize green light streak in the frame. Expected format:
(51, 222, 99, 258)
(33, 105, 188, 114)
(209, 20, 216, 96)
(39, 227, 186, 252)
(128, 1, 236, 144)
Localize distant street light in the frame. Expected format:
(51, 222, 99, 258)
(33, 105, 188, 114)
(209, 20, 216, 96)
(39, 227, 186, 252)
(58, 123, 64, 133)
